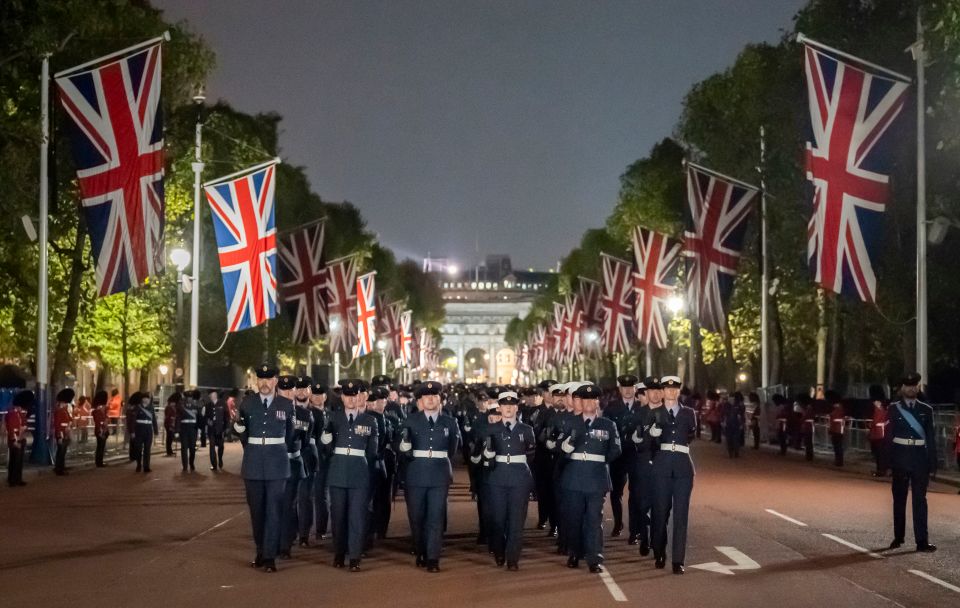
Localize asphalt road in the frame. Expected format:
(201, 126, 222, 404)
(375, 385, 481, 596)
(1, 440, 958, 607)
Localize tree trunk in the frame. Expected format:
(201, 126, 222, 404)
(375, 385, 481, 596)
(770, 290, 784, 386)
(723, 326, 737, 388)
(828, 296, 842, 389)
(139, 366, 149, 392)
(121, 292, 129, 398)
(51, 219, 88, 387)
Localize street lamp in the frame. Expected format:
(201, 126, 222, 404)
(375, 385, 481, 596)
(667, 294, 685, 315)
(447, 263, 459, 276)
(376, 339, 387, 375)
(170, 247, 191, 381)
(738, 372, 748, 383)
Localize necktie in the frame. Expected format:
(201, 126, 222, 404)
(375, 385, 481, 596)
(263, 399, 268, 409)
(669, 409, 676, 423)
(585, 418, 592, 430)
(349, 414, 354, 426)
(428, 416, 435, 429)
(506, 422, 511, 431)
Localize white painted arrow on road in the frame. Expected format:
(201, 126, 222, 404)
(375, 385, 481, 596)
(690, 546, 760, 575)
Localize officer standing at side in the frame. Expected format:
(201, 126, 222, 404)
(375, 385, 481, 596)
(132, 392, 158, 473)
(207, 391, 229, 471)
(308, 383, 330, 542)
(601, 375, 637, 538)
(5, 390, 31, 486)
(235, 364, 295, 573)
(179, 389, 202, 472)
(279, 376, 309, 557)
(92, 390, 109, 468)
(53, 389, 74, 475)
(885, 373, 937, 553)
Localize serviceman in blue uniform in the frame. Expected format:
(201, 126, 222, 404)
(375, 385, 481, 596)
(559, 383, 621, 573)
(279, 375, 310, 557)
(366, 385, 395, 543)
(483, 391, 536, 570)
(321, 380, 379, 571)
(885, 373, 937, 553)
(649, 375, 696, 574)
(132, 392, 158, 474)
(627, 378, 658, 554)
(603, 374, 638, 538)
(533, 379, 558, 534)
(234, 364, 295, 573)
(178, 389, 201, 473)
(398, 380, 461, 572)
(308, 382, 330, 543)
(297, 379, 320, 546)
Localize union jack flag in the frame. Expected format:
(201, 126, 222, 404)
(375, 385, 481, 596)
(278, 221, 326, 344)
(803, 40, 909, 302)
(204, 162, 279, 332)
(518, 343, 530, 373)
(353, 272, 377, 358)
(531, 324, 547, 371)
(683, 163, 757, 333)
(632, 226, 681, 349)
(562, 295, 583, 363)
(325, 255, 358, 355)
(55, 40, 165, 296)
(552, 301, 567, 365)
(578, 277, 602, 355)
(378, 298, 403, 361)
(599, 253, 635, 354)
(399, 310, 413, 366)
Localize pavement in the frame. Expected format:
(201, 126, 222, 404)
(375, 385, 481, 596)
(1, 440, 958, 607)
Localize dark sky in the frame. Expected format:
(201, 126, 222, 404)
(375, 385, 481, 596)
(154, 0, 805, 270)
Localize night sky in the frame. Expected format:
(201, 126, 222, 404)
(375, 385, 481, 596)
(154, 0, 805, 270)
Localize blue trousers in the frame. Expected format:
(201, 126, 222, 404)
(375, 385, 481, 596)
(406, 485, 448, 560)
(329, 485, 369, 560)
(244, 479, 286, 561)
(562, 489, 605, 566)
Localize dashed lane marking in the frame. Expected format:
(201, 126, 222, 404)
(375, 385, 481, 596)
(183, 510, 245, 544)
(909, 570, 960, 594)
(821, 534, 884, 559)
(597, 567, 628, 602)
(765, 508, 807, 527)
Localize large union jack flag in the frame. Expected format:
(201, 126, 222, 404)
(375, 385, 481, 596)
(399, 310, 413, 366)
(632, 226, 681, 349)
(325, 255, 358, 355)
(578, 277, 602, 354)
(599, 253, 635, 354)
(55, 40, 165, 296)
(378, 298, 403, 361)
(803, 40, 909, 302)
(204, 162, 279, 332)
(278, 221, 326, 344)
(562, 294, 583, 363)
(551, 301, 567, 365)
(353, 271, 377, 357)
(683, 163, 757, 333)
(531, 324, 547, 371)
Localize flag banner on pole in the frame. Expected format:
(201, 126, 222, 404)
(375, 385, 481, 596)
(532, 324, 547, 370)
(683, 162, 757, 333)
(409, 322, 421, 369)
(801, 37, 909, 302)
(378, 298, 403, 360)
(204, 161, 279, 332)
(599, 253, 635, 354)
(578, 276, 602, 354)
(55, 38, 165, 297)
(399, 310, 413, 366)
(353, 271, 377, 358)
(562, 294, 584, 363)
(278, 220, 326, 344)
(552, 301, 567, 365)
(632, 226, 681, 349)
(325, 255, 358, 355)
(519, 343, 530, 373)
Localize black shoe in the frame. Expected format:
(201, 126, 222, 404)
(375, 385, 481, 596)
(415, 554, 426, 568)
(219, 459, 224, 468)
(143, 468, 151, 473)
(507, 562, 518, 571)
(333, 555, 345, 568)
(349, 559, 361, 572)
(299, 538, 310, 548)
(264, 559, 277, 573)
(589, 564, 603, 573)
(548, 527, 558, 538)
(888, 539, 903, 550)
(136, 466, 142, 473)
(495, 555, 505, 567)
(566, 556, 579, 569)
(190, 464, 195, 471)
(639, 541, 650, 556)
(627, 534, 638, 546)
(916, 544, 937, 553)
(672, 563, 685, 574)
(182, 467, 187, 473)
(17, 481, 27, 486)
(251, 554, 263, 568)
(537, 522, 547, 530)
(210, 466, 217, 471)
(611, 523, 622, 537)
(426, 560, 440, 573)
(655, 555, 666, 569)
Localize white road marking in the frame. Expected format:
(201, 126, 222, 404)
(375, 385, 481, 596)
(597, 567, 628, 602)
(840, 576, 907, 607)
(765, 508, 808, 526)
(821, 534, 884, 559)
(909, 570, 960, 593)
(185, 511, 244, 544)
(690, 546, 760, 575)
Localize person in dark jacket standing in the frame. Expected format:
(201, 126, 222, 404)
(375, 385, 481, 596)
(885, 373, 937, 553)
(279, 376, 309, 558)
(131, 392, 158, 474)
(398, 380, 461, 572)
(483, 391, 536, 570)
(627, 378, 660, 555)
(308, 383, 330, 542)
(650, 375, 696, 575)
(723, 393, 745, 458)
(5, 390, 31, 486)
(92, 390, 110, 468)
(559, 384, 621, 574)
(601, 374, 637, 538)
(164, 393, 178, 456)
(178, 389, 202, 472)
(207, 390, 229, 471)
(321, 380, 379, 572)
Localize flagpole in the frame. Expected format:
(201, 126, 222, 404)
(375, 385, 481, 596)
(188, 92, 205, 388)
(32, 54, 52, 465)
(912, 10, 928, 386)
(759, 126, 770, 389)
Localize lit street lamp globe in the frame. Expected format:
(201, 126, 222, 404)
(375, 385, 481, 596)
(170, 247, 191, 272)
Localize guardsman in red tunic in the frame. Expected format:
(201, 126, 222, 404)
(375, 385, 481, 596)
(53, 388, 75, 475)
(164, 393, 179, 456)
(92, 390, 110, 467)
(868, 385, 889, 477)
(827, 391, 845, 467)
(6, 390, 32, 486)
(798, 394, 815, 461)
(774, 395, 789, 456)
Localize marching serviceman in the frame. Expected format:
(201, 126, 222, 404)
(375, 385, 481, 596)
(6, 390, 31, 486)
(366, 385, 395, 542)
(775, 394, 790, 456)
(295, 378, 319, 547)
(649, 375, 696, 574)
(559, 384, 621, 573)
(628, 377, 660, 555)
(53, 388, 75, 475)
(164, 393, 179, 456)
(132, 392, 158, 473)
(235, 364, 295, 573)
(799, 394, 815, 461)
(308, 383, 331, 542)
(279, 376, 310, 558)
(178, 389, 202, 472)
(483, 391, 536, 570)
(827, 391, 845, 467)
(92, 390, 109, 467)
(533, 379, 558, 534)
(885, 373, 937, 553)
(601, 374, 637, 538)
(322, 380, 379, 572)
(398, 380, 461, 572)
(868, 385, 889, 477)
(207, 391, 230, 471)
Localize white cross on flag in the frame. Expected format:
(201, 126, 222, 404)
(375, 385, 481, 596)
(353, 271, 377, 358)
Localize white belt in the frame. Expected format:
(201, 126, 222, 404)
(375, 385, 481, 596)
(288, 450, 301, 459)
(249, 437, 286, 445)
(893, 437, 925, 446)
(333, 447, 366, 457)
(309, 438, 317, 445)
(137, 420, 153, 425)
(571, 452, 605, 462)
(494, 454, 527, 464)
(412, 449, 448, 459)
(660, 443, 690, 454)
(874, 423, 885, 428)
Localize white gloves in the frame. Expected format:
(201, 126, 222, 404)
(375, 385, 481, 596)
(649, 424, 662, 438)
(561, 437, 575, 454)
(545, 439, 556, 450)
(233, 423, 246, 434)
(483, 448, 496, 459)
(321, 431, 333, 444)
(464, 424, 472, 433)
(399, 440, 412, 452)
(631, 429, 644, 444)
(470, 453, 482, 464)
